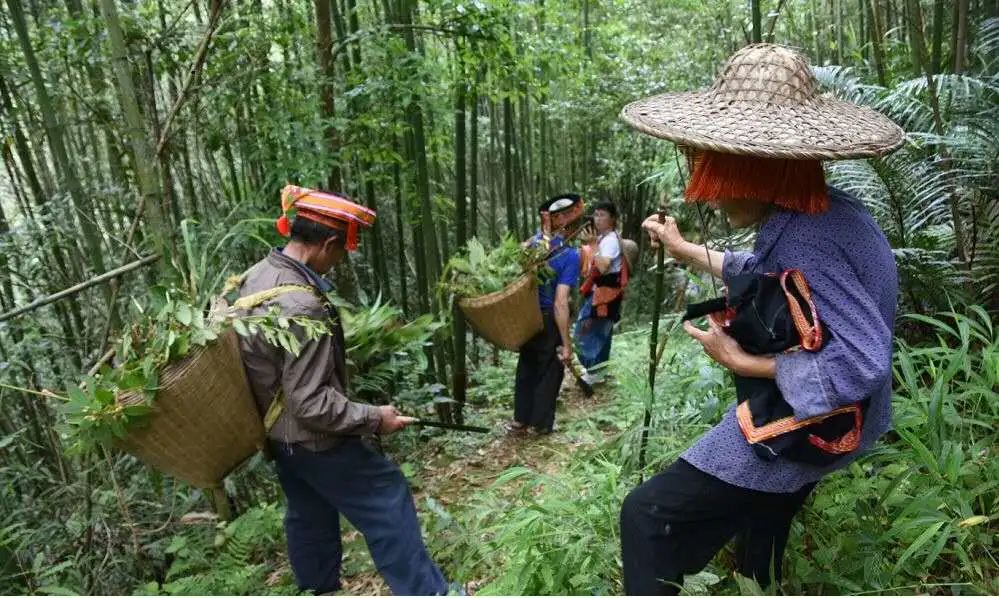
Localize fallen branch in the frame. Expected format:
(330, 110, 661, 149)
(0, 254, 160, 323)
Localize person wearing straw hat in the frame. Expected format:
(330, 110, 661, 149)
(507, 193, 583, 436)
(617, 44, 903, 593)
(575, 200, 628, 387)
(237, 185, 450, 595)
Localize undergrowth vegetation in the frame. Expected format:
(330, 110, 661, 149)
(128, 307, 996, 596)
(420, 308, 996, 595)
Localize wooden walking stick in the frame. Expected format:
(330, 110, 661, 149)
(638, 200, 668, 481)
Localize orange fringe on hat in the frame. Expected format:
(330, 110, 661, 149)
(684, 151, 829, 214)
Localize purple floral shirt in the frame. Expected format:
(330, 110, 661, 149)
(682, 187, 899, 493)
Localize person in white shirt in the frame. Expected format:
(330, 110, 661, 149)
(575, 201, 628, 385)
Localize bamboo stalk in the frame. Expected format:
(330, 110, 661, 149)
(156, 0, 227, 157)
(638, 202, 667, 480)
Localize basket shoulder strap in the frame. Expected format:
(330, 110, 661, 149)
(235, 284, 323, 434)
(263, 388, 285, 433)
(779, 269, 823, 351)
(221, 271, 250, 297)
(232, 284, 318, 310)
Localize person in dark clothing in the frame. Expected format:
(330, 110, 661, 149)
(618, 44, 903, 594)
(238, 185, 449, 595)
(507, 194, 582, 436)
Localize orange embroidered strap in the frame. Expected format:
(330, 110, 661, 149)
(807, 407, 863, 454)
(736, 400, 862, 445)
(780, 269, 823, 351)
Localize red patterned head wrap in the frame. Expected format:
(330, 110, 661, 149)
(277, 185, 376, 251)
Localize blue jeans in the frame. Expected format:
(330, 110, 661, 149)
(271, 438, 448, 595)
(574, 296, 615, 371)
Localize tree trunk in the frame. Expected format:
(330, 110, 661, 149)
(503, 96, 516, 236)
(315, 0, 343, 191)
(859, 0, 868, 59)
(0, 74, 45, 204)
(907, 0, 970, 266)
(98, 0, 171, 259)
(519, 92, 534, 232)
(930, 0, 945, 74)
(751, 0, 763, 42)
(469, 78, 480, 241)
(364, 172, 389, 296)
(452, 51, 468, 419)
(468, 82, 480, 367)
(810, 0, 824, 63)
(392, 157, 409, 316)
(906, 0, 926, 75)
(330, 0, 353, 74)
(868, 0, 889, 85)
(143, 50, 181, 229)
(0, 193, 16, 311)
(399, 0, 441, 305)
(836, 0, 845, 63)
(346, 0, 363, 68)
(954, 0, 969, 72)
(489, 100, 499, 244)
(8, 0, 109, 278)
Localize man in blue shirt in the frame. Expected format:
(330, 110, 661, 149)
(508, 194, 582, 435)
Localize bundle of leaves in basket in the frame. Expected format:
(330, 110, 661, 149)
(439, 236, 556, 351)
(60, 283, 437, 489)
(60, 285, 328, 456)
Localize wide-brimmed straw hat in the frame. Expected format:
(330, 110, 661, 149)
(620, 44, 904, 160)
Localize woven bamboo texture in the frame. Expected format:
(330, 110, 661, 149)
(622, 239, 639, 270)
(117, 328, 263, 488)
(621, 44, 904, 160)
(458, 273, 543, 351)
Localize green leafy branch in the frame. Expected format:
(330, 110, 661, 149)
(60, 286, 331, 454)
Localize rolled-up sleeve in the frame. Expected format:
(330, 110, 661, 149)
(280, 305, 381, 435)
(774, 240, 893, 419)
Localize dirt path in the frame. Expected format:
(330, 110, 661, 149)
(339, 381, 613, 595)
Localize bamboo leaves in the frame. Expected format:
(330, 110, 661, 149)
(61, 284, 329, 453)
(439, 236, 552, 301)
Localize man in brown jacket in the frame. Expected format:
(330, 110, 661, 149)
(237, 185, 448, 595)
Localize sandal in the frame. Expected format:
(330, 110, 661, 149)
(504, 421, 528, 436)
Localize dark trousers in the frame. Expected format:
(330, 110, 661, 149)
(514, 311, 564, 432)
(271, 438, 447, 595)
(620, 459, 815, 595)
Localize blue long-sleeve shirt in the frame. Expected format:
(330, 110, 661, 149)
(682, 186, 899, 493)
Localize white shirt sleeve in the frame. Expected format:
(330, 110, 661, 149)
(597, 234, 621, 259)
(597, 234, 622, 273)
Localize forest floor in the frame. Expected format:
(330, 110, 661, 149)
(338, 374, 617, 595)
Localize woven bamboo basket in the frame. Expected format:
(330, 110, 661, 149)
(117, 328, 264, 488)
(622, 238, 639, 269)
(458, 273, 543, 351)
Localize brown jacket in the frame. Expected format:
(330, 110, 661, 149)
(238, 250, 381, 451)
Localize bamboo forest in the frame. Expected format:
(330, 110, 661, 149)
(0, 0, 996, 594)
